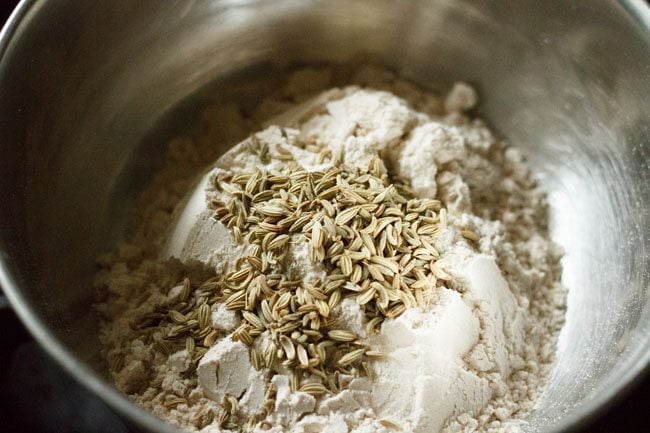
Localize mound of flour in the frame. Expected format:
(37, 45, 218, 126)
(95, 67, 566, 433)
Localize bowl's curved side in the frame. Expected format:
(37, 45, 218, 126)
(0, 1, 177, 432)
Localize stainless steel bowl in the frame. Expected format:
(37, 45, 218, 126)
(1, 1, 648, 432)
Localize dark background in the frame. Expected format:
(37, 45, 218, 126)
(0, 1, 647, 432)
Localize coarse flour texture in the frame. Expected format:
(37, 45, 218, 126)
(95, 67, 566, 433)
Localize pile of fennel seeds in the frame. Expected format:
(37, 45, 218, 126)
(128, 142, 475, 429)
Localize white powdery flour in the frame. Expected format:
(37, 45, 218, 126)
(95, 67, 566, 433)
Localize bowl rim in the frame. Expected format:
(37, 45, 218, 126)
(0, 0, 649, 432)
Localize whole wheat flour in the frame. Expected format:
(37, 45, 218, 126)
(95, 66, 566, 433)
